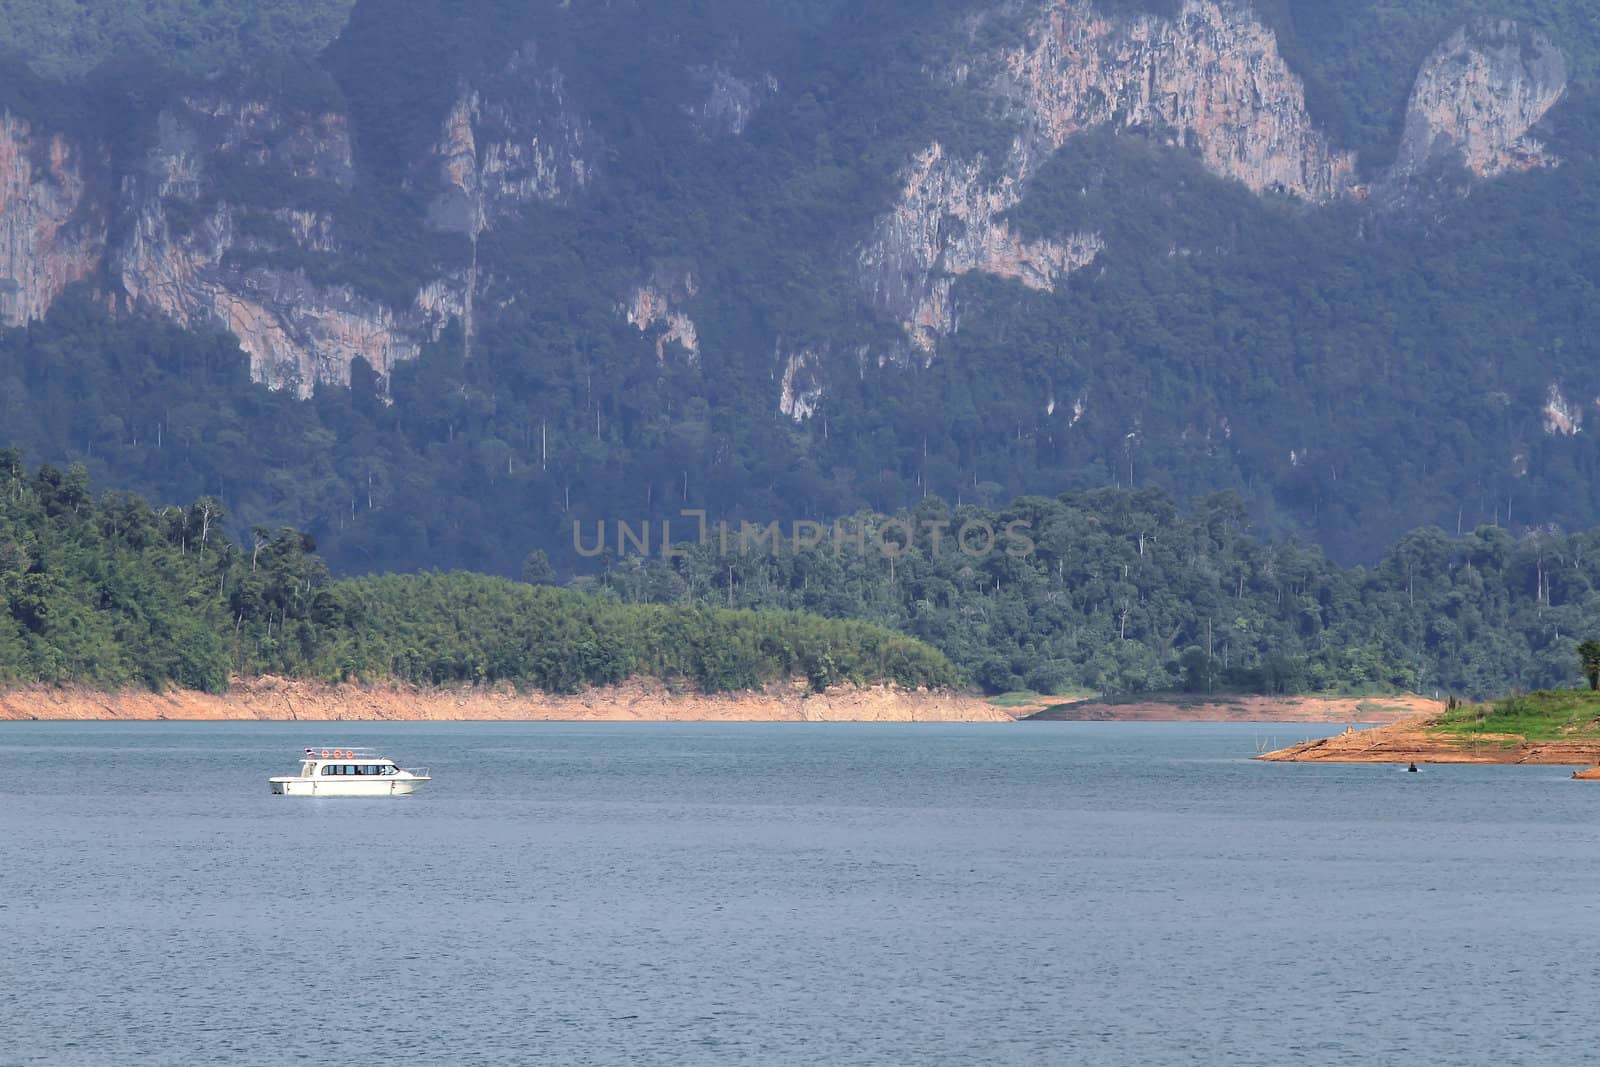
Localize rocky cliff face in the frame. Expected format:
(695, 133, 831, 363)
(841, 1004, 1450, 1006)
(1543, 383, 1583, 437)
(859, 140, 1105, 355)
(424, 44, 593, 238)
(998, 0, 1357, 200)
(0, 4, 1576, 410)
(861, 1, 1569, 359)
(113, 92, 455, 397)
(0, 112, 106, 327)
(861, 0, 1358, 357)
(1394, 20, 1568, 181)
(0, 45, 595, 397)
(624, 279, 701, 363)
(778, 346, 826, 422)
(422, 44, 593, 360)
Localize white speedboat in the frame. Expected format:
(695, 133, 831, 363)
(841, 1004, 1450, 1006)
(269, 747, 431, 797)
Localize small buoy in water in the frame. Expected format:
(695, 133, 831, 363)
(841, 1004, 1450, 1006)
(1407, 762, 1419, 773)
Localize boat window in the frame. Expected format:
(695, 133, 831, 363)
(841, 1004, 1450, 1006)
(320, 764, 334, 776)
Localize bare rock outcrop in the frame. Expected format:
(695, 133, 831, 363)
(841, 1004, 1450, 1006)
(862, 0, 1353, 357)
(114, 95, 452, 397)
(0, 48, 596, 397)
(1394, 20, 1567, 182)
(425, 44, 593, 238)
(859, 140, 1104, 354)
(860, 1, 1570, 362)
(778, 345, 827, 422)
(0, 112, 106, 326)
(998, 0, 1356, 200)
(624, 277, 701, 363)
(1544, 383, 1582, 437)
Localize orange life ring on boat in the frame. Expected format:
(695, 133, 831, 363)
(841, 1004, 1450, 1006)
(321, 748, 330, 758)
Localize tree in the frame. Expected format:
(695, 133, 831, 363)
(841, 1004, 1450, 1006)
(1579, 641, 1600, 691)
(520, 550, 556, 586)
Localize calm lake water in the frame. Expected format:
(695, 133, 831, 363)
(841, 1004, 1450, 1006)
(2, 722, 1597, 1065)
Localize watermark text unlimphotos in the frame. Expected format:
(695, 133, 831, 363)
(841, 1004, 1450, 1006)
(574, 510, 1034, 561)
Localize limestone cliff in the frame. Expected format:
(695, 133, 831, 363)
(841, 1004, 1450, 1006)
(114, 93, 451, 397)
(997, 0, 1356, 200)
(1544, 383, 1582, 437)
(0, 48, 594, 396)
(1394, 20, 1567, 182)
(0, 112, 106, 327)
(778, 346, 826, 422)
(0, 4, 1575, 414)
(861, 0, 1355, 356)
(624, 278, 701, 363)
(858, 140, 1104, 355)
(424, 44, 593, 237)
(421, 44, 593, 359)
(861, 1, 1569, 359)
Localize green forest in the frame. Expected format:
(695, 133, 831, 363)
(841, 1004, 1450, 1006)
(0, 457, 955, 695)
(594, 489, 1600, 700)
(0, 0, 355, 77)
(3, 456, 1593, 701)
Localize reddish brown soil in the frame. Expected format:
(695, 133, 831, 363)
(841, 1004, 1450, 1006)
(0, 677, 1011, 723)
(1258, 717, 1600, 766)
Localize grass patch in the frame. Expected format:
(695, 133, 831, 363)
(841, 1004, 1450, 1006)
(1433, 690, 1600, 743)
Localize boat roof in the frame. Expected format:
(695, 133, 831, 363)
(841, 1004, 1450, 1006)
(300, 747, 392, 760)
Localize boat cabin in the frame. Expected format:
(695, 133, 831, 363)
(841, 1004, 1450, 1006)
(296, 747, 400, 778)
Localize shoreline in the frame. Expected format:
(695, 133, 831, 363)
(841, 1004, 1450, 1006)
(1025, 694, 1440, 724)
(0, 677, 1013, 723)
(1257, 716, 1600, 766)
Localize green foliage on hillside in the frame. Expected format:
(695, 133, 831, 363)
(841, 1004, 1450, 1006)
(602, 489, 1600, 700)
(0, 459, 956, 694)
(0, 0, 355, 78)
(312, 572, 957, 693)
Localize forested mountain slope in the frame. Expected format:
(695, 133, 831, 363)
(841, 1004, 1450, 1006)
(0, 458, 956, 694)
(601, 488, 1600, 699)
(0, 0, 1596, 575)
(3, 456, 1590, 700)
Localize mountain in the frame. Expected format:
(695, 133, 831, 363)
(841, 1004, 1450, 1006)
(0, 0, 1596, 576)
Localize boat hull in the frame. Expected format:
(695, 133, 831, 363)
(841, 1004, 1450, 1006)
(269, 776, 428, 797)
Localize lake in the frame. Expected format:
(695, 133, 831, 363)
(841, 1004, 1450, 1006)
(1, 722, 1596, 1064)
